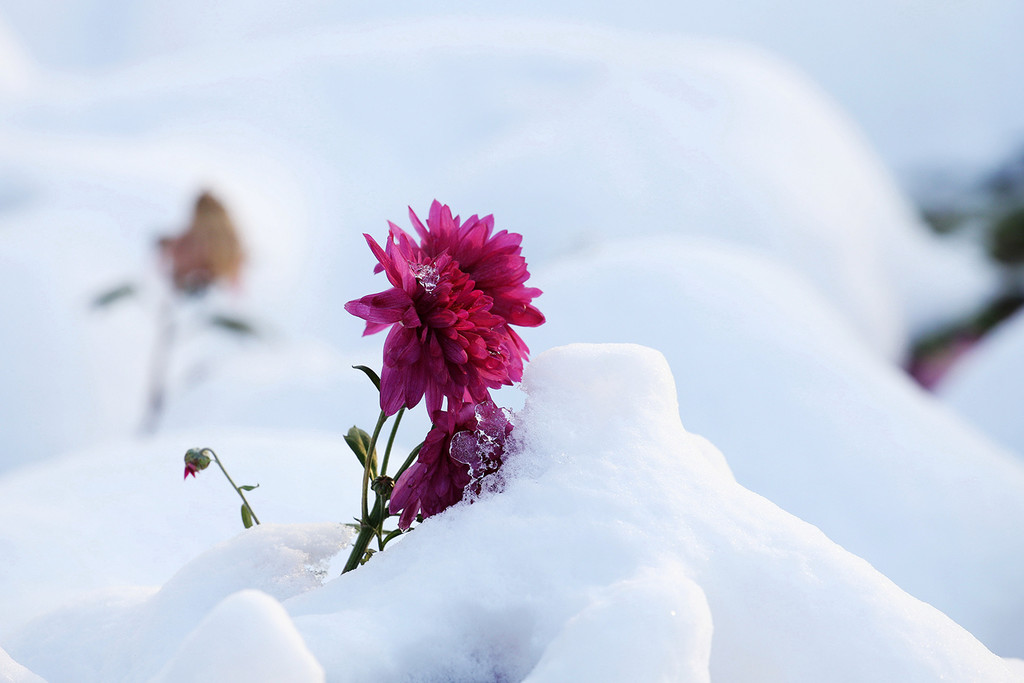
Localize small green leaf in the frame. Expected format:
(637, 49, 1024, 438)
(92, 283, 137, 308)
(344, 426, 377, 477)
(209, 314, 259, 337)
(241, 504, 254, 529)
(352, 365, 382, 392)
(238, 484, 259, 491)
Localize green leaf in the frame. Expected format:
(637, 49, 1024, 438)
(92, 283, 137, 308)
(238, 484, 259, 491)
(344, 426, 377, 477)
(352, 365, 381, 392)
(241, 504, 254, 529)
(209, 314, 259, 337)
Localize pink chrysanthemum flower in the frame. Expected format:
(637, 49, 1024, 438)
(394, 201, 544, 327)
(375, 200, 544, 381)
(345, 229, 521, 415)
(389, 400, 511, 529)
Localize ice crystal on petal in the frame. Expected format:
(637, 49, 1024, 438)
(390, 400, 513, 529)
(410, 263, 440, 294)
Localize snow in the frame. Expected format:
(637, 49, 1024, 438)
(0, 434, 359, 634)
(6, 345, 1021, 681)
(938, 309, 1024, 455)
(531, 238, 1024, 656)
(0, 19, 997, 467)
(2, 3, 1023, 680)
(151, 589, 324, 683)
(5, 523, 346, 681)
(0, 647, 44, 683)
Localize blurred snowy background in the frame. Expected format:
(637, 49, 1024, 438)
(2, 1, 1024, 680)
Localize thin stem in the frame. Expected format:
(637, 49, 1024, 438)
(362, 411, 388, 523)
(380, 407, 405, 476)
(140, 297, 175, 434)
(202, 448, 260, 525)
(343, 509, 377, 574)
(394, 442, 424, 481)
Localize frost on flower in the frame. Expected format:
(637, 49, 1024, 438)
(389, 400, 513, 530)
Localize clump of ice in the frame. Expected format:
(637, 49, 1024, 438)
(410, 263, 440, 294)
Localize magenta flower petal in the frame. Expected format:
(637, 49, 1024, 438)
(389, 400, 513, 529)
(347, 202, 544, 415)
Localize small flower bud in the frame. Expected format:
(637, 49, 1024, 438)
(184, 448, 212, 479)
(372, 475, 395, 498)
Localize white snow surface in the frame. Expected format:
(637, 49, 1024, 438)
(1, 8, 1022, 682)
(532, 239, 1024, 657)
(4, 344, 1020, 681)
(938, 309, 1024, 455)
(0, 647, 44, 683)
(151, 589, 325, 683)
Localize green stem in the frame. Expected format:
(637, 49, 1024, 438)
(362, 411, 388, 523)
(343, 497, 383, 573)
(140, 297, 175, 435)
(380, 407, 405, 476)
(203, 448, 260, 525)
(395, 442, 424, 480)
(343, 524, 376, 574)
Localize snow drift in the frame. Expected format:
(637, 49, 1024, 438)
(533, 239, 1024, 656)
(3, 345, 1019, 681)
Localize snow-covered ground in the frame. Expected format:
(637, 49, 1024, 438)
(3, 346, 1023, 681)
(2, 3, 1024, 681)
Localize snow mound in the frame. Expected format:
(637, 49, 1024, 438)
(938, 309, 1024, 455)
(0, 647, 44, 683)
(0, 433, 361, 636)
(5, 523, 346, 681)
(530, 240, 1024, 657)
(4, 343, 1019, 680)
(152, 589, 324, 683)
(521, 566, 712, 683)
(278, 344, 1015, 681)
